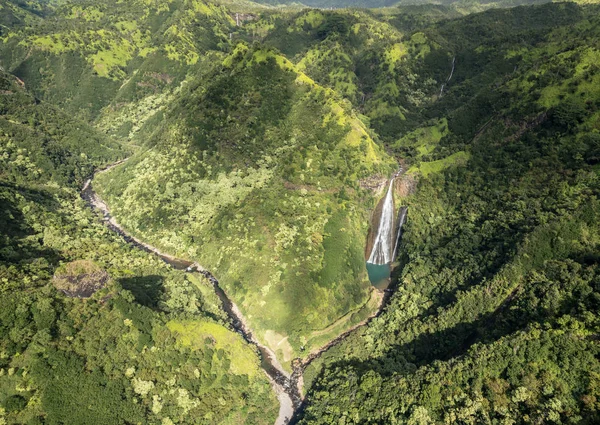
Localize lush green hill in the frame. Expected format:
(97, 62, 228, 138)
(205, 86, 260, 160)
(0, 69, 125, 185)
(0, 0, 238, 122)
(259, 8, 435, 140)
(94, 45, 396, 365)
(1, 0, 600, 423)
(245, 0, 554, 12)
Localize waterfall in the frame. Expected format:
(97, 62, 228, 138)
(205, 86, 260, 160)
(391, 206, 408, 262)
(439, 56, 456, 97)
(367, 179, 396, 265)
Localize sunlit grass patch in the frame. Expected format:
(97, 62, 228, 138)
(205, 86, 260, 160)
(167, 320, 261, 377)
(409, 150, 471, 177)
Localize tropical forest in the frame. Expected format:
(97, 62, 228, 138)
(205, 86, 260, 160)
(0, 0, 599, 423)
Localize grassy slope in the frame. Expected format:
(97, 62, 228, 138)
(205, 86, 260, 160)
(259, 7, 455, 146)
(0, 0, 236, 124)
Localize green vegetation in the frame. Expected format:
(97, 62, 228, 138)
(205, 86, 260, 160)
(2, 0, 600, 423)
(392, 117, 448, 157)
(0, 0, 236, 122)
(408, 149, 470, 175)
(296, 2, 600, 423)
(167, 320, 262, 377)
(94, 45, 396, 363)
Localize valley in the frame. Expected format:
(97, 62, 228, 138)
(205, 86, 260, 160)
(82, 156, 410, 423)
(1, 0, 600, 424)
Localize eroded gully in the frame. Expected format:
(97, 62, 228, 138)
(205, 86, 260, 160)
(81, 161, 405, 425)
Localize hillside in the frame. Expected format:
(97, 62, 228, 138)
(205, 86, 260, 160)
(0, 67, 278, 424)
(246, 0, 553, 12)
(0, 0, 238, 123)
(296, 2, 600, 423)
(94, 45, 396, 365)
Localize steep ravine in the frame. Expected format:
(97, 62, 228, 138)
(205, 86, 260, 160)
(81, 161, 408, 425)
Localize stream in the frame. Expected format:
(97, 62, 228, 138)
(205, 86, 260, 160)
(439, 55, 456, 97)
(81, 161, 407, 425)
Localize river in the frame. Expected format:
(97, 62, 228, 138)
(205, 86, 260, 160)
(81, 161, 407, 424)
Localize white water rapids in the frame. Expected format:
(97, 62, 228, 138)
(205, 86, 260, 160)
(367, 179, 396, 265)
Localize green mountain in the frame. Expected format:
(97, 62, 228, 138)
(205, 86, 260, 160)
(296, 2, 600, 423)
(0, 0, 237, 122)
(244, 0, 553, 12)
(1, 0, 600, 423)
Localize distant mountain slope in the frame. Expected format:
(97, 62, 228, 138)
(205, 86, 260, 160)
(247, 0, 553, 11)
(257, 3, 590, 143)
(0, 0, 237, 121)
(260, 8, 432, 140)
(0, 0, 43, 28)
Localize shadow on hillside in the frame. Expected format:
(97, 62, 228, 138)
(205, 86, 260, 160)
(292, 280, 588, 423)
(0, 183, 62, 265)
(118, 275, 164, 308)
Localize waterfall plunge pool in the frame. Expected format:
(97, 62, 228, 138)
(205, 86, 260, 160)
(366, 262, 391, 290)
(365, 176, 407, 290)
